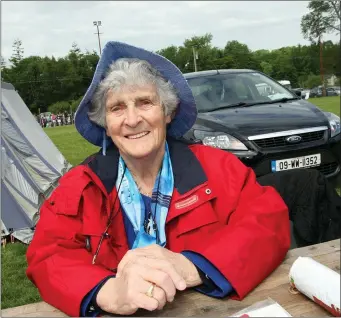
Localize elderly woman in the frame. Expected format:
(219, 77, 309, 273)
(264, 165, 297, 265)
(26, 42, 291, 317)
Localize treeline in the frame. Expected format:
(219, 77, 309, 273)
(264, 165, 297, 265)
(1, 34, 340, 114)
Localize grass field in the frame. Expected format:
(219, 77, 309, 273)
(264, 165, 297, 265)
(308, 96, 340, 116)
(1, 96, 340, 310)
(44, 125, 100, 166)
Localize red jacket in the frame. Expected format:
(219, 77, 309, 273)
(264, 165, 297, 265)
(26, 139, 290, 316)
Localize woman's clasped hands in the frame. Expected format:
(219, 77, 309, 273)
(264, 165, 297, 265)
(96, 244, 202, 315)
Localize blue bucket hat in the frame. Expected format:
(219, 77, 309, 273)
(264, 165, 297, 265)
(74, 41, 197, 149)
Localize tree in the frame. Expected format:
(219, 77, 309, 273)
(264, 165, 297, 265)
(48, 100, 72, 114)
(301, 0, 341, 41)
(224, 40, 260, 70)
(322, 40, 341, 76)
(0, 56, 6, 70)
(9, 39, 24, 66)
(157, 34, 218, 73)
(260, 61, 273, 76)
(70, 42, 81, 56)
(183, 33, 213, 49)
(304, 74, 324, 88)
(183, 34, 214, 72)
(156, 45, 180, 67)
(210, 56, 236, 69)
(71, 95, 84, 113)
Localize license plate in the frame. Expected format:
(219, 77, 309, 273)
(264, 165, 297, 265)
(271, 154, 321, 172)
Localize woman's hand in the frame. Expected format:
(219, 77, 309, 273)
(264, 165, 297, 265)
(117, 245, 203, 288)
(96, 259, 186, 315)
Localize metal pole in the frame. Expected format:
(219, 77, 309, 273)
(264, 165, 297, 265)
(96, 25, 102, 55)
(93, 21, 102, 55)
(192, 47, 197, 72)
(319, 35, 325, 96)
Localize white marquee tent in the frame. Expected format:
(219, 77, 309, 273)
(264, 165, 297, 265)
(1, 82, 72, 243)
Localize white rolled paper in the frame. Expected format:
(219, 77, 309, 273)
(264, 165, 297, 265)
(289, 256, 340, 317)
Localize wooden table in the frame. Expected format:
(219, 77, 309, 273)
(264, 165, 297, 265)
(2, 239, 340, 317)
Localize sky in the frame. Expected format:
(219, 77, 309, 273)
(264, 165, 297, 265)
(2, 1, 340, 62)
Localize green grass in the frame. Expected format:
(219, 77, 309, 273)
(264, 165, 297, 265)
(1, 243, 40, 309)
(43, 125, 100, 166)
(1, 96, 340, 310)
(308, 96, 340, 116)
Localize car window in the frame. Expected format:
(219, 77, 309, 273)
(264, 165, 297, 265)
(233, 78, 250, 99)
(187, 72, 295, 112)
(190, 83, 211, 96)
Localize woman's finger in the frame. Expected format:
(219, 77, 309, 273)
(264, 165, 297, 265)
(134, 292, 159, 312)
(123, 266, 167, 311)
(136, 257, 186, 291)
(141, 282, 167, 310)
(138, 266, 177, 302)
(154, 285, 167, 310)
(117, 249, 153, 273)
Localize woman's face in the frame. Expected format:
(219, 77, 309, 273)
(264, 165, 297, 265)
(105, 84, 172, 160)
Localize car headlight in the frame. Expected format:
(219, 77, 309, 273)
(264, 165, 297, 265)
(194, 130, 248, 150)
(325, 112, 340, 137)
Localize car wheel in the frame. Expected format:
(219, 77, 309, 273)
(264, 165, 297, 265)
(329, 173, 341, 190)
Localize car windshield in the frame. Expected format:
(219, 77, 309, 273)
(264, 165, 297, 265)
(186, 72, 296, 113)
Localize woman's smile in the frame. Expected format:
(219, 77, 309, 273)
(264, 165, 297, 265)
(125, 131, 150, 139)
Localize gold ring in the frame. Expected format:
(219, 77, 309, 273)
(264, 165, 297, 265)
(146, 283, 155, 297)
(288, 286, 299, 295)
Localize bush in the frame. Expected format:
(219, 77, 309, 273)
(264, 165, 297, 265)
(70, 96, 84, 113)
(47, 101, 72, 114)
(304, 74, 323, 89)
(46, 95, 84, 115)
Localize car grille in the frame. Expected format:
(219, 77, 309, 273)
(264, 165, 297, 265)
(314, 162, 339, 176)
(253, 130, 325, 149)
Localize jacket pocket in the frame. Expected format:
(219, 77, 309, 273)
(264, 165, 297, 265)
(80, 230, 119, 271)
(48, 175, 93, 216)
(175, 200, 219, 237)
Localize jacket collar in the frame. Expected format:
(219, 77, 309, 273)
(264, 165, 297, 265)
(84, 138, 207, 195)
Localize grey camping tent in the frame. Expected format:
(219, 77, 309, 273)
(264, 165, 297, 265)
(1, 82, 72, 243)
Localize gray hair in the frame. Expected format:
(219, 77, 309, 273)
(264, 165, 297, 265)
(88, 58, 179, 127)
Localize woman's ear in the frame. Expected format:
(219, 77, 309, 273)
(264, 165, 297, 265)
(166, 114, 172, 124)
(166, 109, 177, 124)
(170, 106, 179, 121)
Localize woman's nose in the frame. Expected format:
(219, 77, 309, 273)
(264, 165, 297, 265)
(124, 106, 142, 127)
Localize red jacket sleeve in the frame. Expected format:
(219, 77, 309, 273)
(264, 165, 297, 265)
(189, 148, 291, 299)
(26, 171, 113, 317)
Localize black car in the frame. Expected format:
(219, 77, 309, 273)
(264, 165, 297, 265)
(291, 87, 307, 99)
(183, 70, 341, 184)
(309, 86, 322, 98)
(326, 87, 340, 96)
(310, 86, 339, 98)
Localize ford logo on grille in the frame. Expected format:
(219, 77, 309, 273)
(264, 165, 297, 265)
(286, 135, 302, 143)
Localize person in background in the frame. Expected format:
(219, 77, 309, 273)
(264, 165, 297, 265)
(26, 41, 293, 317)
(51, 113, 56, 127)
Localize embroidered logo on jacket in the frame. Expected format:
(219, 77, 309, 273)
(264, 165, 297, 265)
(175, 195, 198, 209)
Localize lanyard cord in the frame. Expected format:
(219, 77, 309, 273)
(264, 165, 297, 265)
(92, 158, 164, 265)
(151, 162, 163, 245)
(92, 165, 127, 265)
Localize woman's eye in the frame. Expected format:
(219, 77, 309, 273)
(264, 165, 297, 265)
(111, 105, 123, 112)
(139, 99, 153, 108)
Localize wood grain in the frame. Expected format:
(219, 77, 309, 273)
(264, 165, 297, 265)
(2, 239, 340, 317)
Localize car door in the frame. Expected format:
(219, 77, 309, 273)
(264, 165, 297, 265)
(326, 88, 336, 96)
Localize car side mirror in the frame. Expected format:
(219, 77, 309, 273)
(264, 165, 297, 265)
(291, 89, 301, 97)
